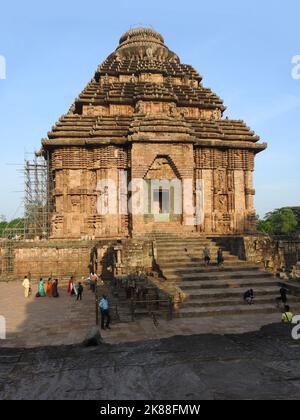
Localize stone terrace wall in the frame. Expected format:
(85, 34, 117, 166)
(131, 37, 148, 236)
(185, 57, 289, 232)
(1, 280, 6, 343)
(212, 235, 300, 273)
(112, 239, 154, 277)
(0, 240, 97, 280)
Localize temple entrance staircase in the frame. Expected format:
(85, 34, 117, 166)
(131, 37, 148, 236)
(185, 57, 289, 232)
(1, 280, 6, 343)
(154, 234, 300, 318)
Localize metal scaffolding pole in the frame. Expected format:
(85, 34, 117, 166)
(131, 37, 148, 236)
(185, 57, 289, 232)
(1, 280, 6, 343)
(0, 152, 54, 277)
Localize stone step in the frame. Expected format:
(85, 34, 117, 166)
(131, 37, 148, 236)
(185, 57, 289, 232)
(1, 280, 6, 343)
(179, 273, 274, 282)
(157, 253, 237, 260)
(174, 304, 282, 318)
(156, 244, 226, 251)
(156, 240, 219, 246)
(184, 286, 281, 299)
(157, 252, 235, 260)
(163, 266, 264, 277)
(157, 250, 230, 256)
(180, 294, 300, 308)
(159, 260, 253, 270)
(158, 261, 242, 270)
(180, 277, 278, 290)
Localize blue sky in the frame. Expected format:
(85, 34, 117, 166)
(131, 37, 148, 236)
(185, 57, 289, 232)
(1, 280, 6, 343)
(0, 0, 299, 219)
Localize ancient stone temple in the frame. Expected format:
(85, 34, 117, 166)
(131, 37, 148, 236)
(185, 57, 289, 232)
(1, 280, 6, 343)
(42, 28, 266, 240)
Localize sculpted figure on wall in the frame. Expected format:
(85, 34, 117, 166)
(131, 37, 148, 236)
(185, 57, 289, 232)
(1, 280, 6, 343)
(169, 103, 177, 117)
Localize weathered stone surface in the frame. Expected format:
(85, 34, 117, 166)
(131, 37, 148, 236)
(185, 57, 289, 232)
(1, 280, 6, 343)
(0, 324, 300, 400)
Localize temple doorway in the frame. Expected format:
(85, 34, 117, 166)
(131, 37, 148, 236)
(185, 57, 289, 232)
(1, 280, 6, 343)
(153, 187, 171, 222)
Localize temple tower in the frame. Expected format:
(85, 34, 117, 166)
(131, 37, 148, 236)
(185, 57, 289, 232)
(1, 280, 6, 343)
(42, 28, 266, 239)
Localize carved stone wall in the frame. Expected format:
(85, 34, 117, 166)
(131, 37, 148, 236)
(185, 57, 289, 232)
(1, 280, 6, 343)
(194, 147, 256, 234)
(50, 146, 129, 239)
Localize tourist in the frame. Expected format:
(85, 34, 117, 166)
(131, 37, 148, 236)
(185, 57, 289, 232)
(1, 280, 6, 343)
(280, 286, 288, 304)
(217, 248, 224, 266)
(52, 279, 59, 298)
(38, 278, 46, 297)
(22, 276, 31, 298)
(282, 305, 294, 323)
(77, 282, 83, 301)
(46, 278, 52, 297)
(90, 272, 98, 293)
(99, 295, 111, 330)
(67, 276, 75, 295)
(203, 246, 211, 266)
(244, 289, 254, 305)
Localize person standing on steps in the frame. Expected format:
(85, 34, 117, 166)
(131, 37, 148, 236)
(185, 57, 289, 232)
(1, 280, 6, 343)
(203, 246, 211, 266)
(217, 248, 224, 267)
(77, 282, 83, 301)
(280, 286, 288, 304)
(99, 295, 111, 330)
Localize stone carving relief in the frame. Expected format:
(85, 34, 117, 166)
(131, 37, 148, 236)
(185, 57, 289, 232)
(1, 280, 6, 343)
(51, 215, 64, 237)
(145, 157, 178, 180)
(216, 195, 228, 214)
(135, 100, 143, 114)
(214, 169, 226, 193)
(169, 103, 177, 117)
(70, 195, 81, 212)
(97, 186, 109, 215)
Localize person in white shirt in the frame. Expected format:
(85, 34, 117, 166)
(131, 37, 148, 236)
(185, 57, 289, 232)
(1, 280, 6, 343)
(22, 276, 31, 298)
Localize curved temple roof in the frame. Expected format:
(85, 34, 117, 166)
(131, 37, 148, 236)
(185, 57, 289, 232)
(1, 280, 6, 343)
(43, 28, 267, 154)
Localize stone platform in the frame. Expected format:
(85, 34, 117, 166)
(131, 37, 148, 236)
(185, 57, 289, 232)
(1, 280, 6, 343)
(0, 281, 96, 348)
(0, 281, 293, 348)
(0, 323, 300, 400)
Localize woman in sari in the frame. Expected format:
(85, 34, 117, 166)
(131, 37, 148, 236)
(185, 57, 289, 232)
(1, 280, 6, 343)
(38, 278, 46, 297)
(46, 278, 52, 297)
(52, 279, 59, 298)
(67, 277, 74, 295)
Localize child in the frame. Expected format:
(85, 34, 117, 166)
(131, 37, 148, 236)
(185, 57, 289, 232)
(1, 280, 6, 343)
(77, 282, 83, 301)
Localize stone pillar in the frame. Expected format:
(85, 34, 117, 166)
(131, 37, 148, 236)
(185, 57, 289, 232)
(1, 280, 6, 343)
(245, 170, 255, 211)
(202, 169, 213, 233)
(234, 170, 246, 233)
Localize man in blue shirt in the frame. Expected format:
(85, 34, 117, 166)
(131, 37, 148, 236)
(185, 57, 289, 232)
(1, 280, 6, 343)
(99, 295, 111, 330)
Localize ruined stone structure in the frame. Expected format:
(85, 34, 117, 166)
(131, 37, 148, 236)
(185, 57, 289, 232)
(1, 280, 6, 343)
(42, 28, 266, 240)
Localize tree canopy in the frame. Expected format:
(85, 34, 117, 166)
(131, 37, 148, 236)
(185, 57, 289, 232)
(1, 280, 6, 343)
(257, 207, 299, 236)
(0, 218, 25, 238)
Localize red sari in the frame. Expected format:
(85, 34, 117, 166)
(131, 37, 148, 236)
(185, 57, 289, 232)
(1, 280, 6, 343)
(46, 280, 52, 297)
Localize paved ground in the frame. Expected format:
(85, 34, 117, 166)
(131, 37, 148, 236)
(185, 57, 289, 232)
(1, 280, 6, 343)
(1, 282, 300, 399)
(0, 281, 288, 347)
(0, 324, 300, 400)
(0, 281, 96, 347)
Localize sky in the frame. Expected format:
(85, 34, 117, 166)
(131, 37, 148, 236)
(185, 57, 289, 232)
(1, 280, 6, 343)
(0, 0, 299, 219)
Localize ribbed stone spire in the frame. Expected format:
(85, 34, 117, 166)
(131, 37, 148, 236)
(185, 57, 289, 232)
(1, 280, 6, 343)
(114, 27, 179, 61)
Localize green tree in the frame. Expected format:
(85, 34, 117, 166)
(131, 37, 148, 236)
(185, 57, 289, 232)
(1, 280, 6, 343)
(258, 208, 298, 235)
(0, 218, 25, 238)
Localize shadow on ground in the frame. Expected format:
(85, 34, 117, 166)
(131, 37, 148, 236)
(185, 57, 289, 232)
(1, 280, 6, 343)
(0, 323, 300, 400)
